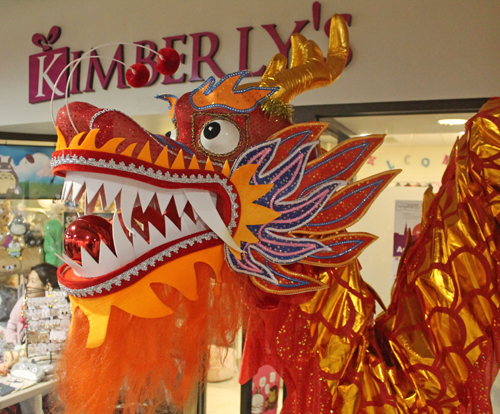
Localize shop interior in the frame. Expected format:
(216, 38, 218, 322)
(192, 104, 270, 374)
(0, 0, 496, 411)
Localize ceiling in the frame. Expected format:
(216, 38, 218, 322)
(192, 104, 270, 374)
(320, 112, 475, 147)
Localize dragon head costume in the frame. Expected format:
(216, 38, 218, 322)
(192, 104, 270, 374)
(51, 13, 500, 414)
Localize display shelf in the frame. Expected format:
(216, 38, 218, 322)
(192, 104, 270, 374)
(0, 379, 55, 409)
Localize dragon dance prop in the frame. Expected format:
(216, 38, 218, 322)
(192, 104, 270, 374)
(49, 13, 500, 414)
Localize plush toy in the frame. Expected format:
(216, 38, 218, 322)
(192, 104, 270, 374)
(24, 229, 44, 248)
(50, 14, 500, 414)
(0, 201, 11, 231)
(0, 247, 43, 278)
(10, 361, 44, 382)
(43, 219, 63, 267)
(7, 215, 30, 237)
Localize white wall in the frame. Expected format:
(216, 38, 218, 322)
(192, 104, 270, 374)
(0, 0, 499, 131)
(357, 144, 452, 186)
(350, 186, 427, 307)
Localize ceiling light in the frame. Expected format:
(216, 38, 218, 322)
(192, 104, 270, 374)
(438, 119, 467, 126)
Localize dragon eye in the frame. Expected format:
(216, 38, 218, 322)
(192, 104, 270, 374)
(199, 120, 241, 155)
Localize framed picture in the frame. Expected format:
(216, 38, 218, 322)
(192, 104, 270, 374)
(0, 139, 63, 199)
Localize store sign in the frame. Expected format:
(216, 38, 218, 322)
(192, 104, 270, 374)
(28, 2, 352, 104)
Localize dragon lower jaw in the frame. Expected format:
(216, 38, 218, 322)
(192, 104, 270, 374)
(59, 169, 235, 284)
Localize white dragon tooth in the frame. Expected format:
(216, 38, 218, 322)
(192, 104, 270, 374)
(194, 215, 208, 231)
(173, 191, 188, 217)
(85, 195, 100, 216)
(184, 189, 242, 252)
(79, 247, 101, 278)
(119, 183, 139, 233)
(62, 253, 84, 274)
(180, 212, 200, 235)
(71, 179, 85, 204)
(138, 186, 155, 212)
(102, 180, 122, 209)
(62, 181, 73, 201)
(192, 209, 199, 222)
(112, 210, 136, 266)
(85, 178, 102, 206)
(97, 242, 122, 275)
(148, 222, 167, 249)
(85, 180, 102, 215)
(210, 192, 218, 208)
(164, 216, 183, 243)
(132, 232, 151, 257)
(156, 192, 172, 214)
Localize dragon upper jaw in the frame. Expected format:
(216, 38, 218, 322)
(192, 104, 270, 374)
(53, 155, 241, 298)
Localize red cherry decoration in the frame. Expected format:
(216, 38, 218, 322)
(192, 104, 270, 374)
(126, 63, 150, 88)
(64, 215, 115, 265)
(156, 48, 180, 76)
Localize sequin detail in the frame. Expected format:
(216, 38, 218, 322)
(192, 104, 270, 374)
(61, 232, 218, 298)
(50, 154, 239, 233)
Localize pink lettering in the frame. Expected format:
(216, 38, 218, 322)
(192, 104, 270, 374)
(261, 20, 309, 57)
(29, 47, 69, 103)
(83, 45, 128, 92)
(188, 32, 225, 82)
(237, 27, 265, 76)
(162, 35, 187, 85)
(29, 10, 357, 102)
(36, 53, 64, 97)
(312, 2, 321, 31)
(70, 51, 83, 95)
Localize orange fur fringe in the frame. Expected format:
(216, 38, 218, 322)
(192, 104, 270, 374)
(55, 262, 246, 414)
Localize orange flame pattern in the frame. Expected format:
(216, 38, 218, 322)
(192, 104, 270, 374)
(190, 72, 276, 112)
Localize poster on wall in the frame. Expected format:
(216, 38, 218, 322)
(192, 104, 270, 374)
(251, 365, 281, 414)
(0, 145, 63, 199)
(393, 200, 423, 279)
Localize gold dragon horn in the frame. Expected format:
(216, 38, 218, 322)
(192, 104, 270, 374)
(259, 14, 349, 106)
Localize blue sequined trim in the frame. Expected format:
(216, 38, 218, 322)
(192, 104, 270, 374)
(309, 239, 363, 259)
(189, 71, 278, 114)
(265, 260, 308, 287)
(155, 94, 178, 121)
(166, 139, 194, 156)
(306, 179, 383, 227)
